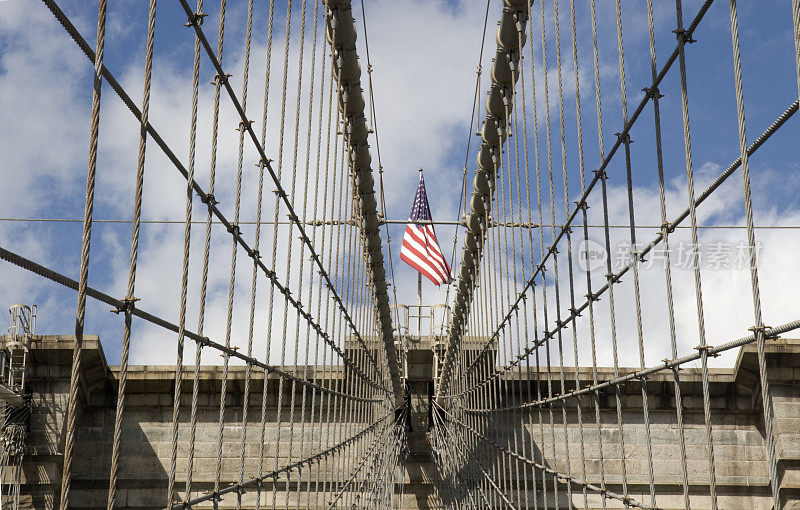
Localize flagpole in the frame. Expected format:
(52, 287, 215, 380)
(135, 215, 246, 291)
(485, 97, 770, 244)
(417, 272, 422, 336)
(417, 168, 423, 338)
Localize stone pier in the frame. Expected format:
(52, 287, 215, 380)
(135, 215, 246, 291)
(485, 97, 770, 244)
(1, 334, 798, 508)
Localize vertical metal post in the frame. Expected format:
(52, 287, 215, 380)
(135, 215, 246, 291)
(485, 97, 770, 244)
(417, 273, 422, 337)
(417, 167, 424, 340)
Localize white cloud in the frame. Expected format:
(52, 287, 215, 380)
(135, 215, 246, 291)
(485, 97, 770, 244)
(0, 0, 797, 382)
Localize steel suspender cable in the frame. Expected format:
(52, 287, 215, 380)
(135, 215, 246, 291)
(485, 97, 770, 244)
(59, 1, 106, 508)
(432, 0, 800, 508)
(4, 0, 800, 508)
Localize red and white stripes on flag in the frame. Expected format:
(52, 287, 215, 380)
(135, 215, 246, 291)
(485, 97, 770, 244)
(400, 172, 453, 286)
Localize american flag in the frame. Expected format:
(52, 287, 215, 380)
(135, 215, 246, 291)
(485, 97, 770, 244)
(400, 172, 453, 286)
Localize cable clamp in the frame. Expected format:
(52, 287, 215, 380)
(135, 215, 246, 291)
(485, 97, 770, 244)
(661, 221, 675, 234)
(200, 193, 219, 206)
(227, 223, 240, 237)
(211, 73, 232, 86)
(237, 119, 254, 132)
(749, 323, 776, 339)
(605, 272, 621, 284)
(574, 198, 589, 211)
(642, 86, 664, 99)
(592, 168, 608, 181)
(673, 27, 697, 44)
(615, 131, 633, 144)
(111, 296, 140, 314)
(694, 344, 720, 358)
(568, 306, 581, 318)
(184, 11, 207, 27)
(248, 248, 260, 260)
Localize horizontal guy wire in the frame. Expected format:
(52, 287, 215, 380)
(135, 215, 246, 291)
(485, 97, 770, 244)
(7, 216, 800, 230)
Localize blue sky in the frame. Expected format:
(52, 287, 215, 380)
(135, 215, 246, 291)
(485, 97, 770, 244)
(0, 0, 798, 369)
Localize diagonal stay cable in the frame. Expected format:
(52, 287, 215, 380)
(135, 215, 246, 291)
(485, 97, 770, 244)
(435, 402, 656, 510)
(325, 411, 399, 509)
(433, 404, 518, 509)
(175, 0, 385, 382)
(450, 0, 716, 383)
(447, 97, 799, 397)
(459, 317, 799, 412)
(168, 411, 395, 509)
(38, 0, 387, 393)
(0, 245, 381, 404)
(460, 74, 790, 384)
